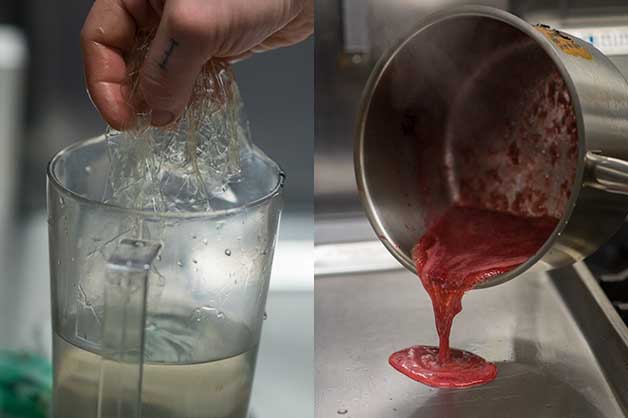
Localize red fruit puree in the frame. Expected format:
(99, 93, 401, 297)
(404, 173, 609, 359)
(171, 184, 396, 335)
(389, 206, 557, 388)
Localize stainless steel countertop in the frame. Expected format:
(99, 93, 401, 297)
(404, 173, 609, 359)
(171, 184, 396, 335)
(315, 267, 626, 418)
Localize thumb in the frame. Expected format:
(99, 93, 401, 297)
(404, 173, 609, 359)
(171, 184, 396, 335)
(140, 17, 208, 126)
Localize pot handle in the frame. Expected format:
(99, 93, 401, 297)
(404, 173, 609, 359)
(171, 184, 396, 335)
(98, 239, 162, 418)
(585, 152, 628, 195)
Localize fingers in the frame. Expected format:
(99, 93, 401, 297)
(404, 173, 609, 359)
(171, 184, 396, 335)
(81, 0, 158, 130)
(148, 0, 165, 16)
(81, 0, 136, 130)
(139, 3, 212, 126)
(122, 0, 161, 29)
(251, 7, 314, 53)
(224, 0, 313, 56)
(138, 0, 314, 126)
(211, 0, 309, 58)
(224, 51, 254, 64)
(139, 0, 304, 125)
(84, 0, 313, 129)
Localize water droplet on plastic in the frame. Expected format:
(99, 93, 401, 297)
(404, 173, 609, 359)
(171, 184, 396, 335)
(177, 260, 183, 267)
(155, 274, 166, 287)
(191, 234, 197, 239)
(59, 197, 65, 207)
(216, 311, 224, 319)
(146, 322, 157, 331)
(193, 259, 198, 264)
(191, 306, 216, 323)
(224, 249, 231, 256)
(157, 255, 162, 261)
(337, 409, 348, 415)
(133, 241, 145, 247)
(84, 165, 92, 174)
(202, 239, 208, 245)
(263, 312, 268, 320)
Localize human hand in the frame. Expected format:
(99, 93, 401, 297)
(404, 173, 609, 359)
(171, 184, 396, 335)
(81, 0, 314, 130)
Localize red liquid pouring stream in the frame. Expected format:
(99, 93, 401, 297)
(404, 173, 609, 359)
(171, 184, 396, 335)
(389, 67, 577, 388)
(389, 207, 557, 388)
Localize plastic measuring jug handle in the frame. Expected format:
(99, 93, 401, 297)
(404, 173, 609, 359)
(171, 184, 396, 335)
(98, 239, 162, 418)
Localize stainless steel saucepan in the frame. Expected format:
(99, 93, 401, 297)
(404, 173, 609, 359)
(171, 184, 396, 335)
(355, 6, 628, 288)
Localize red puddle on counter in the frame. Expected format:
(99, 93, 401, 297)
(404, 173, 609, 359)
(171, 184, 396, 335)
(389, 206, 557, 388)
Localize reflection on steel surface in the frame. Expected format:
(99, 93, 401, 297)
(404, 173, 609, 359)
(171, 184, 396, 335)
(315, 241, 401, 276)
(316, 264, 627, 418)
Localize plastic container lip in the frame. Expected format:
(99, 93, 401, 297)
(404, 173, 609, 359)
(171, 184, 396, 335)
(47, 135, 285, 220)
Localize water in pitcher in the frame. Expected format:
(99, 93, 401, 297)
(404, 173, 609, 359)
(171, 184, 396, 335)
(52, 309, 258, 418)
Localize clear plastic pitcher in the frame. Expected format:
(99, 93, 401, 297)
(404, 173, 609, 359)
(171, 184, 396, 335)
(47, 133, 284, 418)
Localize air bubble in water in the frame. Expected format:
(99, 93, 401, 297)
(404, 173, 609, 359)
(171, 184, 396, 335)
(177, 260, 184, 267)
(84, 165, 92, 174)
(202, 238, 208, 245)
(59, 197, 65, 207)
(263, 312, 268, 320)
(191, 234, 197, 239)
(224, 249, 231, 256)
(216, 311, 224, 319)
(193, 259, 198, 264)
(337, 409, 348, 415)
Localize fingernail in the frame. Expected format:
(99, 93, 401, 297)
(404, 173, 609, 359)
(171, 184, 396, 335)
(151, 110, 175, 126)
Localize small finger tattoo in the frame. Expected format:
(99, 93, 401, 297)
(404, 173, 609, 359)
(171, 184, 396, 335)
(159, 38, 179, 71)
